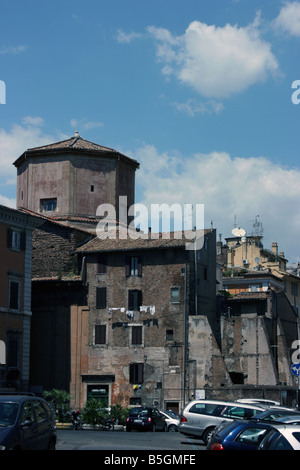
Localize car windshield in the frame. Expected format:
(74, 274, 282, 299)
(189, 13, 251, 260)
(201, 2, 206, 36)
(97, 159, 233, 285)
(130, 408, 149, 417)
(0, 402, 19, 426)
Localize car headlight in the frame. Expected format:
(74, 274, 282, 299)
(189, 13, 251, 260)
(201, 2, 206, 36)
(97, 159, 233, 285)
(0, 445, 6, 450)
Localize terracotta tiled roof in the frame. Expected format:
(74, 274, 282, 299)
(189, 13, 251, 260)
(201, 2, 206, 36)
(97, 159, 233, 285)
(14, 133, 139, 168)
(76, 229, 210, 253)
(228, 291, 268, 302)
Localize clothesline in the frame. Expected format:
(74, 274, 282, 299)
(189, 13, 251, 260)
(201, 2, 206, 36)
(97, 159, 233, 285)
(107, 305, 156, 316)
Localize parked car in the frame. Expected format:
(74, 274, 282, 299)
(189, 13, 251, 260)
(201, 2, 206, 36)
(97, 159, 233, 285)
(236, 398, 281, 406)
(179, 399, 265, 444)
(0, 394, 56, 450)
(251, 408, 300, 423)
(126, 407, 166, 432)
(272, 415, 300, 426)
(258, 424, 300, 450)
(207, 420, 275, 450)
(160, 410, 179, 432)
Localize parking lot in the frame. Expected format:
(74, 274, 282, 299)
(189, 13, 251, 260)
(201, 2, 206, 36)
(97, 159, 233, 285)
(56, 429, 207, 451)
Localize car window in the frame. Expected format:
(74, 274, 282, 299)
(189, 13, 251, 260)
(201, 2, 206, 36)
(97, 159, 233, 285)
(221, 406, 260, 420)
(189, 403, 223, 416)
(130, 408, 149, 417)
(269, 434, 293, 450)
(21, 402, 35, 425)
(236, 427, 269, 446)
(32, 401, 47, 423)
(0, 402, 19, 426)
(292, 432, 300, 443)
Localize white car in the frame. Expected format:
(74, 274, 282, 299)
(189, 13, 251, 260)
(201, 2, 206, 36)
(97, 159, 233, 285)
(160, 410, 180, 432)
(259, 424, 300, 450)
(236, 398, 281, 406)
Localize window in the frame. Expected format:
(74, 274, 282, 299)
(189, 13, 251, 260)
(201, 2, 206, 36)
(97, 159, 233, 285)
(125, 256, 142, 277)
(96, 254, 107, 274)
(96, 287, 107, 309)
(95, 325, 106, 345)
(249, 285, 260, 292)
(6, 333, 20, 368)
(170, 287, 180, 303)
(9, 279, 21, 310)
(130, 363, 144, 384)
(21, 402, 35, 426)
(32, 400, 47, 423)
(40, 198, 57, 212)
(236, 426, 269, 446)
(166, 329, 174, 342)
(128, 290, 142, 311)
(221, 406, 261, 420)
(90, 185, 94, 192)
(7, 229, 25, 251)
(132, 326, 143, 345)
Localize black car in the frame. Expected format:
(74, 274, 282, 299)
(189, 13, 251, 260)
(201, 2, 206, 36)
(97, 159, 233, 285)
(0, 394, 56, 450)
(126, 407, 166, 432)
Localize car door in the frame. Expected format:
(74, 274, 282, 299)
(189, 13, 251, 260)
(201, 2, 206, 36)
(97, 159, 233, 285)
(152, 409, 165, 430)
(32, 400, 52, 449)
(19, 401, 39, 450)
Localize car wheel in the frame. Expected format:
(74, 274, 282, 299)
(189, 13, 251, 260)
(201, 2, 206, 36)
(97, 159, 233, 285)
(48, 438, 56, 450)
(202, 427, 215, 445)
(168, 424, 177, 432)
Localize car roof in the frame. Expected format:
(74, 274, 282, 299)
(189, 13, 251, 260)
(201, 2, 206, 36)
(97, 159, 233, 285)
(186, 399, 265, 410)
(0, 394, 41, 403)
(275, 415, 300, 423)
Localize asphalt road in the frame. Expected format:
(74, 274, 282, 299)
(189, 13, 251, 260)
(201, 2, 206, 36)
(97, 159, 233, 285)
(56, 429, 206, 451)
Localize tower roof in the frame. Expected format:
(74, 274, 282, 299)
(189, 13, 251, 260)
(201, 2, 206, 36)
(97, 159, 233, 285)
(13, 132, 139, 168)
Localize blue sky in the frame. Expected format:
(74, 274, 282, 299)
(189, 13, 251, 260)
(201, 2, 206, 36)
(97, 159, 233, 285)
(0, 0, 300, 262)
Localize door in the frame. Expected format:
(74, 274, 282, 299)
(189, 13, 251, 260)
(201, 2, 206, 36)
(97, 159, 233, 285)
(20, 401, 39, 450)
(87, 385, 109, 407)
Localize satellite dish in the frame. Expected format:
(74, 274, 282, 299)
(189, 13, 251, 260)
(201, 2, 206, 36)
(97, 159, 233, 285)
(255, 257, 261, 264)
(232, 227, 246, 237)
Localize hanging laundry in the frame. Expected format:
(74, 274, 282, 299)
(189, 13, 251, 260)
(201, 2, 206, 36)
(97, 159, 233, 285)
(140, 306, 149, 313)
(127, 310, 134, 319)
(150, 305, 155, 315)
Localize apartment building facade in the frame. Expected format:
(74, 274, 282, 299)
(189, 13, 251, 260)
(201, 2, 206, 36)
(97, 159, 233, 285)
(0, 205, 41, 391)
(73, 229, 217, 412)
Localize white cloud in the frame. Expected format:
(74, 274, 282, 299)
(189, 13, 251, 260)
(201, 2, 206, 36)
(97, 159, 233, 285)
(116, 29, 142, 43)
(0, 118, 58, 185)
(172, 99, 224, 116)
(0, 194, 16, 208)
(0, 45, 27, 55)
(133, 144, 300, 262)
(70, 118, 104, 131)
(148, 16, 279, 99)
(273, 1, 300, 37)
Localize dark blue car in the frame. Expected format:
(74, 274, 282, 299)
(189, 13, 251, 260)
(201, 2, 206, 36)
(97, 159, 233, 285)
(0, 394, 56, 450)
(207, 420, 275, 450)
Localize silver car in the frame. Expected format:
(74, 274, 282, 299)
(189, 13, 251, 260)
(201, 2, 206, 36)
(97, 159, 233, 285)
(179, 399, 265, 444)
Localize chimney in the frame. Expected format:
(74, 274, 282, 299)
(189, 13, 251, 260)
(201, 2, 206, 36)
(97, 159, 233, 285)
(272, 242, 278, 256)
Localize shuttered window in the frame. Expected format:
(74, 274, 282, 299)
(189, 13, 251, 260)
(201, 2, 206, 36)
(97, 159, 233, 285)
(132, 326, 143, 345)
(96, 287, 107, 309)
(125, 256, 142, 277)
(128, 290, 142, 311)
(96, 254, 107, 274)
(130, 363, 144, 384)
(95, 325, 106, 345)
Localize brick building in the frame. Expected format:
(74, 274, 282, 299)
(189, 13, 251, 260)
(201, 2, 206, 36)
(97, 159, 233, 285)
(74, 229, 217, 412)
